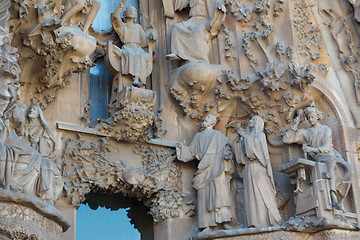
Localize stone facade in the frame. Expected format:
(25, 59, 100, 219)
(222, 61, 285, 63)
(0, 0, 359, 239)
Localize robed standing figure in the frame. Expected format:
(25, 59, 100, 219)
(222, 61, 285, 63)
(231, 115, 282, 228)
(176, 114, 233, 232)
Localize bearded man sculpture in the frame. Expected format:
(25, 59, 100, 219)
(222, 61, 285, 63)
(176, 114, 233, 232)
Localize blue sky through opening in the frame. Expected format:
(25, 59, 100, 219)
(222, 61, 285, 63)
(76, 204, 140, 240)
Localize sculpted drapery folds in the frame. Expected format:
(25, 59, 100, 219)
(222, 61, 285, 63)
(24, 104, 63, 204)
(166, 0, 226, 62)
(0, 28, 62, 203)
(0, 97, 63, 204)
(176, 114, 233, 231)
(283, 107, 352, 210)
(61, 0, 101, 33)
(231, 115, 282, 228)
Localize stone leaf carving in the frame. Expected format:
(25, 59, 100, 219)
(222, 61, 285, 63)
(96, 86, 156, 142)
(169, 62, 222, 120)
(170, 60, 316, 146)
(10, 0, 97, 109)
(62, 135, 193, 222)
(152, 107, 167, 139)
(134, 145, 194, 221)
(293, 2, 323, 61)
(227, 0, 277, 68)
(80, 99, 92, 127)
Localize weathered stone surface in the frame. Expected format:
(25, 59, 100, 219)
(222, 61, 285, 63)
(0, 189, 70, 239)
(1, 0, 360, 239)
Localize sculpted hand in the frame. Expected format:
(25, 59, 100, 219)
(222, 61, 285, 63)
(119, 0, 126, 8)
(115, 0, 126, 11)
(29, 134, 40, 144)
(236, 126, 245, 137)
(291, 116, 300, 130)
(302, 144, 310, 153)
(148, 32, 158, 41)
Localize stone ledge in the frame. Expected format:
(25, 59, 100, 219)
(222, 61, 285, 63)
(191, 227, 360, 240)
(57, 122, 177, 147)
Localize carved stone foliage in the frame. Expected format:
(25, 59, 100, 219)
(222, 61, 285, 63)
(171, 60, 319, 143)
(293, 2, 322, 61)
(0, 22, 20, 85)
(329, 17, 360, 105)
(9, 0, 97, 109)
(80, 99, 92, 127)
(96, 86, 156, 142)
(168, 0, 327, 142)
(79, 87, 164, 143)
(62, 135, 193, 222)
(227, 0, 280, 68)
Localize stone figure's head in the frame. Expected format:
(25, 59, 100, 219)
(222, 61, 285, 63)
(0, 27, 20, 118)
(304, 107, 323, 126)
(27, 104, 48, 127)
(249, 115, 264, 133)
(27, 104, 40, 119)
(123, 6, 137, 22)
(201, 114, 217, 129)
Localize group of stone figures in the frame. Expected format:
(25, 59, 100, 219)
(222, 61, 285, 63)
(0, 100, 63, 204)
(107, 0, 226, 90)
(176, 108, 353, 232)
(0, 64, 62, 204)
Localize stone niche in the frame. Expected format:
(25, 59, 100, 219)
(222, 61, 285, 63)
(1, 0, 360, 239)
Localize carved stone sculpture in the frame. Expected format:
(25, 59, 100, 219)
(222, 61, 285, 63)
(61, 0, 101, 33)
(349, 0, 360, 22)
(10, 0, 98, 109)
(279, 107, 356, 231)
(62, 136, 193, 223)
(0, 20, 70, 239)
(24, 104, 63, 204)
(0, 97, 63, 204)
(283, 107, 352, 210)
(231, 115, 282, 228)
(176, 114, 233, 232)
(0, 25, 62, 203)
(25, 104, 56, 155)
(106, 0, 157, 89)
(166, 0, 226, 62)
(167, 0, 226, 120)
(97, 86, 156, 142)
